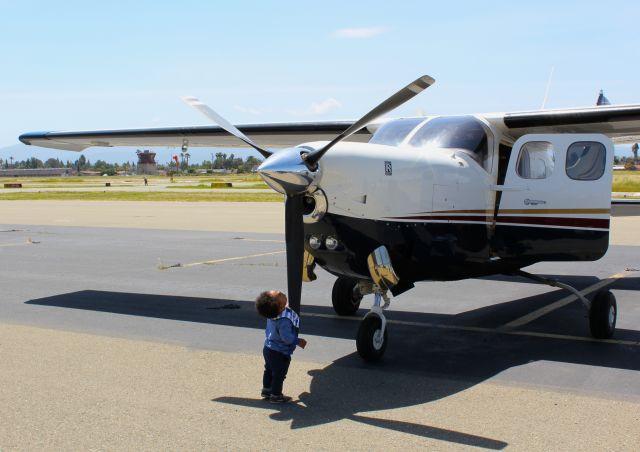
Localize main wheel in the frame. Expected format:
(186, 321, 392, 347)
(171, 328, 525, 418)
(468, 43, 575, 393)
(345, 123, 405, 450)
(356, 314, 388, 362)
(589, 289, 617, 339)
(331, 277, 362, 315)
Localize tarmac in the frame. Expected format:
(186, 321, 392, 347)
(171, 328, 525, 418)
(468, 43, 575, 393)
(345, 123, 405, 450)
(1, 200, 639, 450)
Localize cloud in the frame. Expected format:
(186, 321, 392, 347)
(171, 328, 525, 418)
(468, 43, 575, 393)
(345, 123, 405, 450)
(289, 98, 341, 117)
(233, 105, 261, 115)
(333, 27, 386, 39)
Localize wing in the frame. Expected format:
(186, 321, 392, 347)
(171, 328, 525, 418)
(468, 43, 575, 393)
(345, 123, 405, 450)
(19, 121, 371, 152)
(488, 104, 640, 144)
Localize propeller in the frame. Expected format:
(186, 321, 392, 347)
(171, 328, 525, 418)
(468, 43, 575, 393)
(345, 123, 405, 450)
(181, 96, 272, 159)
(302, 75, 435, 168)
(284, 195, 304, 314)
(183, 75, 435, 314)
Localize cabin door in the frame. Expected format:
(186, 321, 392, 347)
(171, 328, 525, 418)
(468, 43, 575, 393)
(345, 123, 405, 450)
(493, 133, 613, 262)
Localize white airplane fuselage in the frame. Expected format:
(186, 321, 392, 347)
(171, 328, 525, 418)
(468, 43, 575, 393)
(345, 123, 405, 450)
(299, 115, 613, 289)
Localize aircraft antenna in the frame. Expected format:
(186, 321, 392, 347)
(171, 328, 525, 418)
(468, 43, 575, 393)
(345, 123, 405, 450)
(541, 66, 555, 110)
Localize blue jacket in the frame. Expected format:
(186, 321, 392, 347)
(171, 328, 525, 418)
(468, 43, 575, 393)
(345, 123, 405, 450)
(264, 308, 300, 355)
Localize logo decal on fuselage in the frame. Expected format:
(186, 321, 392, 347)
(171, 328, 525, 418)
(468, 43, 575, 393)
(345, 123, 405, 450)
(524, 199, 547, 206)
(385, 161, 392, 176)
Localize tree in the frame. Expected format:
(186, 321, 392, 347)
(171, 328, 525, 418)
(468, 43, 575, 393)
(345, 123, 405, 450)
(632, 143, 638, 164)
(45, 158, 60, 168)
(26, 157, 44, 168)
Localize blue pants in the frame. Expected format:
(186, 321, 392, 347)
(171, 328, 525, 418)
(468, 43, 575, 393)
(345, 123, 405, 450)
(263, 346, 291, 396)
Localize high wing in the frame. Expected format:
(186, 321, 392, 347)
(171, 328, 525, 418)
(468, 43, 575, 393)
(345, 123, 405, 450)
(487, 104, 640, 144)
(19, 121, 372, 152)
(20, 104, 640, 152)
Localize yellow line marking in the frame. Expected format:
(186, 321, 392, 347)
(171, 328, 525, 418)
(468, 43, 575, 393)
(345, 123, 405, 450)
(234, 238, 285, 243)
(301, 310, 640, 347)
(166, 250, 285, 269)
(500, 271, 629, 331)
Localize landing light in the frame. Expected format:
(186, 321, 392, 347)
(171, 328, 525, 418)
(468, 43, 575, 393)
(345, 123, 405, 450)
(325, 236, 340, 251)
(309, 236, 322, 250)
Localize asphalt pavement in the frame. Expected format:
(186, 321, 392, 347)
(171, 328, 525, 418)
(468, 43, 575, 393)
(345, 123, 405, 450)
(1, 203, 639, 449)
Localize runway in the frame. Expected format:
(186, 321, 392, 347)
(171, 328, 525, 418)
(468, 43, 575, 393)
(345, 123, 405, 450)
(1, 201, 639, 449)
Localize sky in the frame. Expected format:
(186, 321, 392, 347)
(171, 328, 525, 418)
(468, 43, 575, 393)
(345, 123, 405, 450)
(1, 0, 640, 162)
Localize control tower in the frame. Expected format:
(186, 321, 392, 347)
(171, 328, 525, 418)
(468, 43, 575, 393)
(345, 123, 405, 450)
(136, 150, 157, 175)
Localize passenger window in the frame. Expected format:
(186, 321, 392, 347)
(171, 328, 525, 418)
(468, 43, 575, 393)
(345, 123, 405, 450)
(566, 142, 606, 181)
(516, 141, 554, 179)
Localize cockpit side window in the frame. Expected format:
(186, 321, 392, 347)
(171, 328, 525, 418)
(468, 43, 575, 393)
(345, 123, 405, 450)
(409, 116, 491, 170)
(369, 118, 425, 146)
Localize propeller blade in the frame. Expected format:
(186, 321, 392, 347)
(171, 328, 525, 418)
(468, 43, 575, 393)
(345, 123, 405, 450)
(181, 96, 272, 159)
(304, 75, 435, 167)
(285, 194, 304, 314)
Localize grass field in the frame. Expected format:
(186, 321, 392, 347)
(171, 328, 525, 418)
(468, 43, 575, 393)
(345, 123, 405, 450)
(1, 171, 639, 201)
(0, 173, 264, 185)
(0, 191, 282, 202)
(612, 171, 640, 193)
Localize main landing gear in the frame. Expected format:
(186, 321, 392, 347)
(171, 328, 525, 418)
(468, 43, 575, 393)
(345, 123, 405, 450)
(515, 270, 617, 339)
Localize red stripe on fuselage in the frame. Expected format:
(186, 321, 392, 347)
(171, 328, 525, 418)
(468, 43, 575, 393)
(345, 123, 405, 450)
(385, 215, 609, 229)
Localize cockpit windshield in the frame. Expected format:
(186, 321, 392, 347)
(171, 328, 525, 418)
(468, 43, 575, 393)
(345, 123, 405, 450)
(409, 116, 490, 170)
(368, 118, 425, 146)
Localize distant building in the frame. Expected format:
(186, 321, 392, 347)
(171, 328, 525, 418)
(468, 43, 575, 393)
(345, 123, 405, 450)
(0, 168, 74, 177)
(136, 150, 158, 175)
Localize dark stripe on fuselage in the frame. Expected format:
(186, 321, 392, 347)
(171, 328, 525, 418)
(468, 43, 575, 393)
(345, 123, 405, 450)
(305, 213, 609, 284)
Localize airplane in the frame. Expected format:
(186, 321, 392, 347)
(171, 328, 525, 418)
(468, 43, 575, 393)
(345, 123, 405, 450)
(20, 75, 640, 361)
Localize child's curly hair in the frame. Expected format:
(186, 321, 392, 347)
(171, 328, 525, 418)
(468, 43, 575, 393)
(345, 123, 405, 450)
(256, 291, 281, 318)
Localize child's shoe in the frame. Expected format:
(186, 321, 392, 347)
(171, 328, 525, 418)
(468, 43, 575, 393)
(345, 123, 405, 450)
(269, 394, 292, 404)
(260, 388, 272, 399)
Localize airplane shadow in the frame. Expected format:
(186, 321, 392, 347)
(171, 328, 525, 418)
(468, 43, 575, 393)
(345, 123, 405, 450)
(26, 278, 640, 448)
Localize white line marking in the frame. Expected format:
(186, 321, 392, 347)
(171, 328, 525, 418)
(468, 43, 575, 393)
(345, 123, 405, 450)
(500, 271, 629, 330)
(300, 311, 640, 347)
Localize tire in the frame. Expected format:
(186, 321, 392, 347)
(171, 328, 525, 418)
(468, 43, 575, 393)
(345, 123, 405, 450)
(589, 289, 617, 339)
(331, 277, 362, 316)
(356, 314, 388, 362)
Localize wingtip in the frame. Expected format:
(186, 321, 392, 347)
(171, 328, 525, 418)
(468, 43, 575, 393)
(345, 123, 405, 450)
(19, 131, 47, 145)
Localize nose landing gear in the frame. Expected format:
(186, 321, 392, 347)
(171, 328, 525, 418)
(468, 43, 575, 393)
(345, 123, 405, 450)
(353, 245, 399, 362)
(356, 290, 390, 362)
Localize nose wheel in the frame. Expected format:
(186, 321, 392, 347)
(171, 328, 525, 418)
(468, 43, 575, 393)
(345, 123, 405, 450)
(356, 292, 389, 362)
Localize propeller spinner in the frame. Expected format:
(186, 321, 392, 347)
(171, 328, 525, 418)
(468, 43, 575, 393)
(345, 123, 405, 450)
(182, 75, 435, 313)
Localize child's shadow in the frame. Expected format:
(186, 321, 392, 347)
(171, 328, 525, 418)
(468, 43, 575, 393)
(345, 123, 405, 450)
(213, 353, 508, 449)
